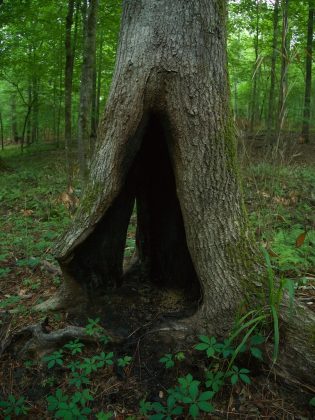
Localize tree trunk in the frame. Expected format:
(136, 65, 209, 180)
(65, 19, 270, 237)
(26, 81, 32, 146)
(43, 0, 315, 387)
(65, 0, 76, 185)
(11, 95, 19, 143)
(301, 1, 314, 143)
(267, 0, 280, 140)
(95, 30, 104, 128)
(77, 0, 99, 181)
(0, 110, 4, 150)
(250, 0, 260, 134)
(31, 77, 39, 143)
(276, 0, 290, 148)
(90, 36, 97, 149)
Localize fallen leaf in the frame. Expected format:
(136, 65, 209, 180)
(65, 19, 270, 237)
(295, 232, 307, 248)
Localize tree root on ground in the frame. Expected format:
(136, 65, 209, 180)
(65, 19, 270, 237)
(0, 317, 123, 360)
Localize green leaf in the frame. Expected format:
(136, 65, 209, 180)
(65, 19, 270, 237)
(231, 374, 238, 385)
(198, 400, 214, 413)
(189, 403, 200, 418)
(250, 347, 263, 360)
(240, 373, 251, 384)
(250, 334, 265, 346)
(198, 335, 211, 344)
(194, 343, 209, 351)
(198, 391, 214, 401)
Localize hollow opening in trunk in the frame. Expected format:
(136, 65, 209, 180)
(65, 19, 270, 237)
(65, 113, 202, 324)
(129, 113, 202, 303)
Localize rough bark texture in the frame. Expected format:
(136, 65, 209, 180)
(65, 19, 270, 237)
(301, 1, 314, 143)
(43, 0, 315, 386)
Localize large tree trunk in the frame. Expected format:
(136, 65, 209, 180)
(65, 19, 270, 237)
(301, 0, 314, 144)
(42, 0, 315, 386)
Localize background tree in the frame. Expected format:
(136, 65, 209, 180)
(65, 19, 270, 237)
(301, 0, 314, 143)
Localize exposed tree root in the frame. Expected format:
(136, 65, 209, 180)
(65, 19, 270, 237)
(0, 317, 123, 360)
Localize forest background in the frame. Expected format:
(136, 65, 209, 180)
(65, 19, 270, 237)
(0, 0, 315, 418)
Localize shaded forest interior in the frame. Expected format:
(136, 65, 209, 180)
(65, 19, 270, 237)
(0, 0, 315, 419)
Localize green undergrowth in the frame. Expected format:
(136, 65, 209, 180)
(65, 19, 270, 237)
(0, 145, 314, 417)
(0, 317, 272, 419)
(244, 162, 315, 282)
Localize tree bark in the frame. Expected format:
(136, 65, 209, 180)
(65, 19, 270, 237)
(276, 0, 290, 148)
(65, 0, 76, 185)
(77, 0, 99, 181)
(250, 0, 260, 134)
(301, 1, 314, 143)
(95, 30, 104, 128)
(11, 94, 18, 143)
(41, 0, 315, 387)
(267, 0, 280, 140)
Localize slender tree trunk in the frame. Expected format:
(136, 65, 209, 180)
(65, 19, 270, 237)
(96, 31, 104, 128)
(267, 0, 280, 140)
(90, 41, 97, 149)
(276, 0, 290, 147)
(11, 95, 18, 143)
(31, 77, 39, 143)
(0, 110, 4, 150)
(77, 0, 99, 181)
(40, 0, 315, 387)
(250, 0, 260, 134)
(65, 0, 76, 185)
(301, 1, 314, 143)
(26, 82, 32, 146)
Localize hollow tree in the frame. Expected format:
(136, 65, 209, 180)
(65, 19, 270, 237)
(42, 0, 315, 386)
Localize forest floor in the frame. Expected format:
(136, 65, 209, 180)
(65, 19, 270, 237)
(0, 141, 315, 419)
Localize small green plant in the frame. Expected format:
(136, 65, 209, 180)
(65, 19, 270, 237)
(64, 339, 85, 355)
(0, 267, 11, 278)
(69, 372, 91, 389)
(68, 360, 81, 372)
(194, 335, 223, 358)
(149, 395, 184, 419)
(159, 354, 175, 369)
(99, 334, 110, 345)
(205, 370, 225, 392)
(43, 350, 64, 369)
(96, 412, 114, 420)
(47, 389, 92, 419)
(310, 396, 315, 407)
(169, 374, 214, 418)
(227, 366, 251, 385)
(85, 317, 103, 336)
(93, 351, 114, 368)
(139, 399, 153, 416)
(174, 351, 185, 362)
(249, 334, 265, 360)
(0, 395, 29, 418)
(117, 355, 132, 368)
(0, 295, 21, 309)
